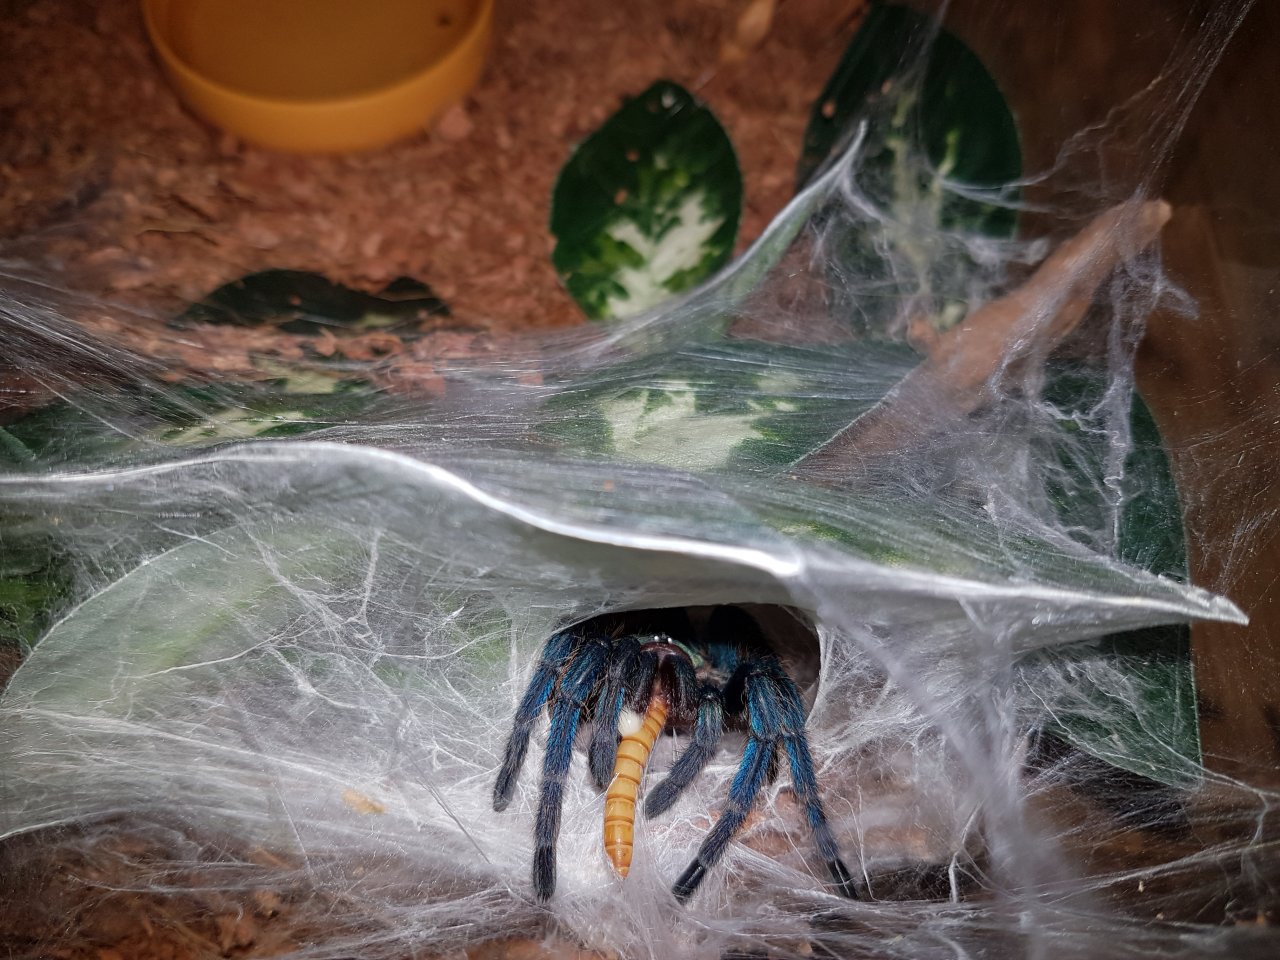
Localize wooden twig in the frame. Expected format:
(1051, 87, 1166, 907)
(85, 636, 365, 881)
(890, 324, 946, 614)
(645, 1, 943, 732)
(796, 199, 1172, 479)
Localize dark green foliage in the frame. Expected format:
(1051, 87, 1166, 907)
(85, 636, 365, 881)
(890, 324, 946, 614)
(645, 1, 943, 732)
(1037, 366, 1200, 786)
(550, 81, 742, 320)
(798, 3, 1022, 337)
(0, 380, 379, 469)
(797, 1, 1020, 232)
(177, 270, 449, 335)
(0, 545, 73, 652)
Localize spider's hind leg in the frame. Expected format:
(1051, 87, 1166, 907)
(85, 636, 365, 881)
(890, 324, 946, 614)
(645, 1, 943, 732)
(671, 657, 859, 903)
(766, 659, 860, 900)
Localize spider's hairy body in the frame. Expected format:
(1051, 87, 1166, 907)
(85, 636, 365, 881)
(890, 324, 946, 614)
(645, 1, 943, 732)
(492, 606, 859, 903)
(603, 691, 668, 877)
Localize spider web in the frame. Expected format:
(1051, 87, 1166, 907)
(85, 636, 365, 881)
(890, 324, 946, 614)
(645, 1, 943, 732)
(1, 1, 1277, 958)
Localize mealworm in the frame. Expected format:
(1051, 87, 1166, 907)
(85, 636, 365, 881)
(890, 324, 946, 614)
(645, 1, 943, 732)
(603, 693, 668, 877)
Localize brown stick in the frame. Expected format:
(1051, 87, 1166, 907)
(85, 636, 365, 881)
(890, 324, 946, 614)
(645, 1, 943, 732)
(796, 200, 1172, 479)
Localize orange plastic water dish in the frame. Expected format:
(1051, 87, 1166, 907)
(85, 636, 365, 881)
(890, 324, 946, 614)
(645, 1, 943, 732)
(142, 0, 493, 153)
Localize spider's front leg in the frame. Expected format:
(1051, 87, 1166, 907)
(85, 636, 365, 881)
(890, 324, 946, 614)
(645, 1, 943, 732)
(587, 635, 652, 789)
(492, 623, 617, 901)
(670, 674, 777, 903)
(643, 680, 724, 819)
(492, 626, 580, 813)
(530, 628, 614, 900)
(586, 607, 700, 790)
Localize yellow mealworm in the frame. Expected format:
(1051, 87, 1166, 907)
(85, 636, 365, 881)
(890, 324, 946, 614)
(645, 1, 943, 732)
(603, 694, 668, 877)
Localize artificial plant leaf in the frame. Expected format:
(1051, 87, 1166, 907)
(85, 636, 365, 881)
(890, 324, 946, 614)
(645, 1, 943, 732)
(1036, 368, 1200, 787)
(176, 270, 449, 336)
(539, 338, 918, 471)
(551, 80, 742, 320)
(796, 2, 1021, 338)
(0, 427, 35, 465)
(0, 380, 379, 468)
(0, 376, 377, 659)
(0, 548, 73, 652)
(797, 2, 1020, 226)
(2, 521, 364, 707)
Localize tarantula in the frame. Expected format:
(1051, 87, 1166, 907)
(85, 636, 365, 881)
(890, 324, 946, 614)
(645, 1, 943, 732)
(492, 605, 859, 903)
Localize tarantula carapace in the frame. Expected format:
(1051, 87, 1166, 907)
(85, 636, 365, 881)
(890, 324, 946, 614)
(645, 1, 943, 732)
(492, 605, 859, 903)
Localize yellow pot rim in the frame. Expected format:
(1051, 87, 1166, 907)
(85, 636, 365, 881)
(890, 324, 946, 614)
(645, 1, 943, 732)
(141, 0, 493, 118)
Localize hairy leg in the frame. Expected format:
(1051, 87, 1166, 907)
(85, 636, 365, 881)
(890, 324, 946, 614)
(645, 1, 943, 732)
(671, 658, 858, 902)
(645, 681, 724, 818)
(671, 727, 775, 903)
(493, 626, 581, 812)
(531, 633, 611, 900)
(765, 658, 859, 899)
(587, 636, 643, 788)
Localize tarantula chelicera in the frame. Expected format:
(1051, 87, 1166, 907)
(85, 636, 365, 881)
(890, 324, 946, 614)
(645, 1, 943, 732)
(492, 605, 859, 903)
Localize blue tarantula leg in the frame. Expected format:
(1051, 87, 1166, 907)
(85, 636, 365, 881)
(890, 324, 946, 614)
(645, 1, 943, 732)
(587, 637, 644, 789)
(673, 661, 859, 903)
(767, 661, 859, 900)
(599, 642, 690, 788)
(671, 726, 775, 903)
(493, 626, 581, 812)
(532, 633, 611, 901)
(644, 681, 724, 818)
(662, 650, 698, 715)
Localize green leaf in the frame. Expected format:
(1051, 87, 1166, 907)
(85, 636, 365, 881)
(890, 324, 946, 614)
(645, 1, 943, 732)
(797, 2, 1021, 337)
(3, 522, 364, 706)
(551, 80, 743, 320)
(176, 270, 449, 336)
(0, 549, 74, 652)
(798, 3, 1020, 211)
(537, 338, 917, 471)
(1, 516, 515, 721)
(1036, 367, 1200, 787)
(0, 380, 380, 467)
(0, 426, 36, 464)
(1042, 624, 1198, 789)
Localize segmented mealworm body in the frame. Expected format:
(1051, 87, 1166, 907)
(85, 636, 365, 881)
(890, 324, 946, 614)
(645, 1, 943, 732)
(603, 694, 668, 877)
